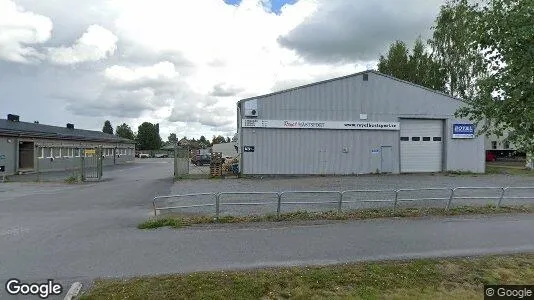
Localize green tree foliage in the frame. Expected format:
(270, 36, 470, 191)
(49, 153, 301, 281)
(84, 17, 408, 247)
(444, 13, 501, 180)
(198, 135, 210, 148)
(378, 38, 446, 92)
(102, 120, 113, 135)
(116, 123, 135, 140)
(429, 0, 486, 99)
(136, 122, 163, 150)
(456, 0, 534, 164)
(167, 133, 178, 144)
(212, 135, 227, 145)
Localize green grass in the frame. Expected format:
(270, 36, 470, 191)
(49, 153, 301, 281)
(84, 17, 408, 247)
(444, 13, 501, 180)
(64, 175, 79, 184)
(486, 165, 534, 176)
(138, 205, 534, 229)
(79, 253, 534, 299)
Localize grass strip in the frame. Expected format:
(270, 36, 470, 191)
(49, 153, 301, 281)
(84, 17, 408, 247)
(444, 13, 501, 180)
(80, 253, 534, 299)
(486, 165, 534, 176)
(138, 205, 534, 229)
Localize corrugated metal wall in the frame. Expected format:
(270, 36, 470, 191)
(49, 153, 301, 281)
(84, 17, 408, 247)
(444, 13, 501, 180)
(240, 72, 485, 175)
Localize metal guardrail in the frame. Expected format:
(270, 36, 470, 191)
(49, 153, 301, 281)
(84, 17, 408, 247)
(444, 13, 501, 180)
(152, 186, 534, 218)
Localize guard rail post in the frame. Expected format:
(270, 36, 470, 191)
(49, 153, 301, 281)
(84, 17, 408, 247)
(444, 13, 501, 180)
(153, 196, 158, 217)
(497, 187, 507, 208)
(277, 193, 282, 219)
(392, 189, 399, 214)
(446, 188, 456, 211)
(337, 192, 343, 213)
(215, 193, 220, 222)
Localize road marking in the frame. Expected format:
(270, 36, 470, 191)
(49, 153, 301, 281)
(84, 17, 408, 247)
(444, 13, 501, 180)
(64, 282, 82, 300)
(0, 227, 29, 237)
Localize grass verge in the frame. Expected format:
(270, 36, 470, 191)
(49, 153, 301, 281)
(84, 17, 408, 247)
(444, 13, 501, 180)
(486, 165, 534, 176)
(80, 253, 534, 299)
(138, 205, 534, 229)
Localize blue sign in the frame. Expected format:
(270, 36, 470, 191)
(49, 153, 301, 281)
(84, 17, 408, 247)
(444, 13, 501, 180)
(453, 123, 475, 139)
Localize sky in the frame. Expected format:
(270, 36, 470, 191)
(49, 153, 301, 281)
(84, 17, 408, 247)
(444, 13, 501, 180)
(0, 0, 444, 141)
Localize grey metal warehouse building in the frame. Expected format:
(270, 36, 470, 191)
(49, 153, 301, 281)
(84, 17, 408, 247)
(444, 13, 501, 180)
(236, 70, 485, 175)
(0, 114, 135, 176)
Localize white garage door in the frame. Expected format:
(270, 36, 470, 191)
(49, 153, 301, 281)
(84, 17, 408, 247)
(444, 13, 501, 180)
(400, 119, 443, 173)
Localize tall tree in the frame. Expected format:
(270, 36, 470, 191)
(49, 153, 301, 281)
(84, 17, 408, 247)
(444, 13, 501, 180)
(456, 0, 534, 167)
(102, 120, 113, 135)
(168, 133, 178, 144)
(116, 123, 135, 140)
(429, 0, 486, 99)
(378, 39, 446, 91)
(226, 137, 231, 143)
(212, 135, 226, 145)
(378, 41, 410, 79)
(136, 122, 163, 150)
(198, 135, 210, 148)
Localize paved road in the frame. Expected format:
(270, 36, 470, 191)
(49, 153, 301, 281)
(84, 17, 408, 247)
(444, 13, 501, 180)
(1, 163, 534, 299)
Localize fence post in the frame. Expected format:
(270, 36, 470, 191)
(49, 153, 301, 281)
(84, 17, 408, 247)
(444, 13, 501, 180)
(393, 190, 399, 214)
(215, 193, 220, 222)
(446, 188, 455, 211)
(337, 192, 343, 213)
(277, 193, 282, 219)
(80, 156, 85, 182)
(497, 187, 507, 208)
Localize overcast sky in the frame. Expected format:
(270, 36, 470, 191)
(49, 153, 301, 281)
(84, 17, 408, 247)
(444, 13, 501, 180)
(0, 0, 444, 140)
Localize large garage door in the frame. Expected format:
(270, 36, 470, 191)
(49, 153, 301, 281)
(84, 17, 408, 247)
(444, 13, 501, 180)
(400, 119, 443, 173)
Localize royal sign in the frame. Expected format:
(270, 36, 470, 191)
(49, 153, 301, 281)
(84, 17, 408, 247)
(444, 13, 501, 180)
(452, 123, 475, 139)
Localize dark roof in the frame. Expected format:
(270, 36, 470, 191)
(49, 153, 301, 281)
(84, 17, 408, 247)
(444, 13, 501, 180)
(0, 119, 134, 143)
(237, 70, 464, 105)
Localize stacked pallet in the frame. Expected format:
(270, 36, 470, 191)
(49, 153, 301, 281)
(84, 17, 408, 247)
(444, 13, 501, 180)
(210, 152, 224, 177)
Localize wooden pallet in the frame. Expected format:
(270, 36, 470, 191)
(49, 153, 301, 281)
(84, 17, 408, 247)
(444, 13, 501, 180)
(210, 163, 223, 176)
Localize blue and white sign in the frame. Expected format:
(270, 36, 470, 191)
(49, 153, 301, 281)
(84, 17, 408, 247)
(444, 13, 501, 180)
(452, 123, 475, 139)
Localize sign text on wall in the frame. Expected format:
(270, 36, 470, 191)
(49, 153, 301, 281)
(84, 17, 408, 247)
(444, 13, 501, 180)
(242, 119, 400, 130)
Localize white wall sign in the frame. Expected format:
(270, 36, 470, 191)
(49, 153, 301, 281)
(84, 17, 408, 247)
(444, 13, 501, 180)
(242, 119, 400, 131)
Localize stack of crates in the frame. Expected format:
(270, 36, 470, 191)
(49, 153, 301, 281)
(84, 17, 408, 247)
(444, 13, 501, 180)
(210, 152, 224, 177)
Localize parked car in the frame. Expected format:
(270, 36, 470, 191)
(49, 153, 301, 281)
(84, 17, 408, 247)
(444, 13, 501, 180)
(191, 154, 211, 166)
(139, 153, 150, 158)
(155, 153, 169, 158)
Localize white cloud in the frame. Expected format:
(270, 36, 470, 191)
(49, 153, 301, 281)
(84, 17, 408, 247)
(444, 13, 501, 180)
(104, 61, 179, 88)
(2, 0, 443, 139)
(47, 24, 117, 65)
(0, 0, 53, 63)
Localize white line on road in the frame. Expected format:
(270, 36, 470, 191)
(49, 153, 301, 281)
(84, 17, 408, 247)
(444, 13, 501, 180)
(64, 282, 82, 300)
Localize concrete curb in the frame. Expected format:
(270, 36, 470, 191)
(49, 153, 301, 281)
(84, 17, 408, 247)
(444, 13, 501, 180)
(64, 282, 82, 300)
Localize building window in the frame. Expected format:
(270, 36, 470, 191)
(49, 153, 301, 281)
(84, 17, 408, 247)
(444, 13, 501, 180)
(43, 147, 52, 158)
(491, 141, 497, 149)
(62, 147, 70, 158)
(504, 142, 510, 149)
(422, 137, 431, 141)
(400, 137, 409, 141)
(411, 137, 421, 141)
(433, 137, 442, 142)
(52, 147, 60, 158)
(75, 148, 80, 157)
